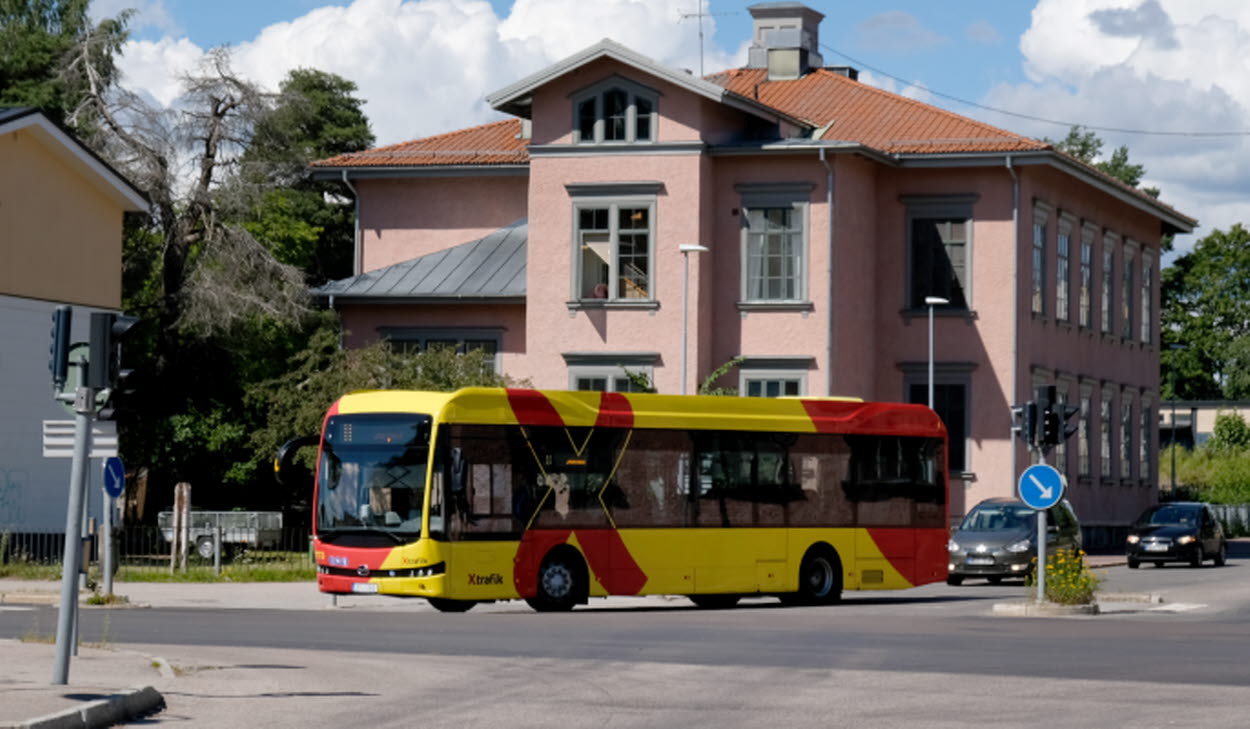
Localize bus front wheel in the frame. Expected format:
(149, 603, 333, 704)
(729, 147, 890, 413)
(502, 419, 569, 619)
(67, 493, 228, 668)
(525, 549, 585, 612)
(783, 546, 842, 606)
(428, 598, 476, 613)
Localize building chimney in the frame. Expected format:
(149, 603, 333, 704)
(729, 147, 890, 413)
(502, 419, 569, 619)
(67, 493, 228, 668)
(746, 2, 825, 81)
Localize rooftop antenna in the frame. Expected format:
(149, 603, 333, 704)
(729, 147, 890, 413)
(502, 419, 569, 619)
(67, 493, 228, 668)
(678, 5, 738, 77)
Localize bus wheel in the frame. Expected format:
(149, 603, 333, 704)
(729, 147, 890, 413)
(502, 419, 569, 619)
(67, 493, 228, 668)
(688, 594, 740, 610)
(428, 598, 476, 613)
(525, 549, 584, 612)
(786, 546, 842, 605)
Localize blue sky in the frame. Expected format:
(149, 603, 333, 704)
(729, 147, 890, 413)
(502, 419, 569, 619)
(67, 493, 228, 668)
(94, 1, 1250, 247)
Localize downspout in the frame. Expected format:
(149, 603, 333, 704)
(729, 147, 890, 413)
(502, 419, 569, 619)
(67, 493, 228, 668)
(341, 170, 360, 275)
(820, 147, 835, 396)
(1006, 155, 1019, 474)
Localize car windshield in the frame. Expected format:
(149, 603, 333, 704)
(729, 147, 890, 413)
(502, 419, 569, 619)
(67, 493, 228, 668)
(959, 503, 1036, 531)
(1136, 505, 1199, 527)
(316, 413, 432, 539)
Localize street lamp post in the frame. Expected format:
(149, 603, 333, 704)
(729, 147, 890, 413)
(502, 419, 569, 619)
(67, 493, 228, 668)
(679, 244, 709, 395)
(924, 296, 950, 409)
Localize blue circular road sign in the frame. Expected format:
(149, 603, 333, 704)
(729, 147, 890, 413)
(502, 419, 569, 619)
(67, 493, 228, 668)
(1017, 464, 1064, 510)
(103, 456, 125, 498)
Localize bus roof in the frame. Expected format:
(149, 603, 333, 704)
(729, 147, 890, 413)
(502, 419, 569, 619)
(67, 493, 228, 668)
(331, 388, 945, 438)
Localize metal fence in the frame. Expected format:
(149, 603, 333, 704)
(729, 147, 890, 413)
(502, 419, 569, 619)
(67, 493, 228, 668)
(1, 526, 313, 572)
(1210, 504, 1250, 537)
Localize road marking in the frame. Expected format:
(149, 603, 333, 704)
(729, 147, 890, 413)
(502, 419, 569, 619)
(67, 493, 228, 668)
(0, 605, 34, 612)
(1148, 602, 1207, 612)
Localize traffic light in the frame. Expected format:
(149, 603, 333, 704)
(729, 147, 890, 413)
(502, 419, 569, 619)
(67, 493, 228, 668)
(1011, 401, 1038, 445)
(1042, 402, 1081, 446)
(49, 305, 72, 391)
(87, 312, 139, 391)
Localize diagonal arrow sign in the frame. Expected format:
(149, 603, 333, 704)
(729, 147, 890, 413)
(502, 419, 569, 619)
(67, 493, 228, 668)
(1028, 473, 1052, 500)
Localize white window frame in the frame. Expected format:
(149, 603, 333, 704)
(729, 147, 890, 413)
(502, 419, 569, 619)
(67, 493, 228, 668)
(1140, 250, 1153, 344)
(1057, 213, 1075, 323)
(1122, 240, 1137, 340)
(1078, 381, 1093, 478)
(380, 327, 503, 373)
(1031, 202, 1051, 316)
(563, 352, 659, 393)
(1100, 387, 1114, 480)
(571, 76, 659, 145)
(1120, 388, 1134, 480)
(1139, 393, 1154, 484)
(736, 183, 812, 304)
(1101, 231, 1118, 335)
(1080, 223, 1096, 329)
(570, 365, 653, 393)
(568, 186, 658, 304)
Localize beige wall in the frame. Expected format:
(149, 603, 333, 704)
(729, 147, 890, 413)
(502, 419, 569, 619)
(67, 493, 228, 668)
(0, 127, 124, 308)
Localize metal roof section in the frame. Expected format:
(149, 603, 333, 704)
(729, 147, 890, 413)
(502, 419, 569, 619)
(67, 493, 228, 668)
(485, 39, 808, 130)
(0, 107, 148, 210)
(317, 219, 527, 303)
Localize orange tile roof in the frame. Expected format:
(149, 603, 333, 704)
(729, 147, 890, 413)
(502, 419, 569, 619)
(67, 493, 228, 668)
(706, 67, 1046, 155)
(313, 118, 529, 168)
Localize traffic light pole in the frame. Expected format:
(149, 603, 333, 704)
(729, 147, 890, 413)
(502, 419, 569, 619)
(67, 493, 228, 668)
(53, 383, 94, 685)
(1034, 446, 1047, 604)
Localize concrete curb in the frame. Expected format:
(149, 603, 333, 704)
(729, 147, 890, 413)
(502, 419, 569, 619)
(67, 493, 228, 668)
(8, 686, 164, 729)
(992, 600, 1100, 617)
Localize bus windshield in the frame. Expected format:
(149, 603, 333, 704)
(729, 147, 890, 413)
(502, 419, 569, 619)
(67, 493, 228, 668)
(316, 413, 432, 542)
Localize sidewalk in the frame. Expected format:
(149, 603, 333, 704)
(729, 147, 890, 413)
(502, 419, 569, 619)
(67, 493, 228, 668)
(0, 553, 1130, 728)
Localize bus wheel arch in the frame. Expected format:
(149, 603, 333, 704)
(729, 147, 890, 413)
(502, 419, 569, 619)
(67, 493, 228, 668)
(785, 543, 843, 605)
(428, 597, 476, 613)
(525, 545, 588, 612)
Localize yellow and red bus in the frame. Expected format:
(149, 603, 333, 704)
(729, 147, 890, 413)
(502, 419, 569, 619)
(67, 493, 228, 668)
(295, 387, 948, 612)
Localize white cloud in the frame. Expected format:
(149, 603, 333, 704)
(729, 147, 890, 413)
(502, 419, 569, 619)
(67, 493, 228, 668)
(113, 0, 736, 147)
(985, 0, 1250, 247)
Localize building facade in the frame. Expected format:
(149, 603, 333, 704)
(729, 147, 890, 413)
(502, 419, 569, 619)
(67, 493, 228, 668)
(0, 108, 146, 533)
(312, 3, 1194, 534)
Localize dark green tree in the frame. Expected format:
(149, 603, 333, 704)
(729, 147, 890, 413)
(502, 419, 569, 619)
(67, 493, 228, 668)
(0, 0, 128, 127)
(1045, 125, 1146, 189)
(225, 68, 374, 284)
(1161, 224, 1250, 399)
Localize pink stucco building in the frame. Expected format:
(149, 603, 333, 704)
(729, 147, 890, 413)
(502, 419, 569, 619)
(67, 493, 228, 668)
(312, 3, 1194, 539)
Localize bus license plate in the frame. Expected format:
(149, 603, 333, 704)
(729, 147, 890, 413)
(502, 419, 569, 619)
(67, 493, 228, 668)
(351, 582, 379, 594)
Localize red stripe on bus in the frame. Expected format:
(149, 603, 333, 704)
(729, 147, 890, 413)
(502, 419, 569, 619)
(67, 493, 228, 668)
(513, 529, 648, 597)
(800, 399, 944, 438)
(506, 389, 565, 427)
(595, 392, 634, 429)
(865, 527, 949, 587)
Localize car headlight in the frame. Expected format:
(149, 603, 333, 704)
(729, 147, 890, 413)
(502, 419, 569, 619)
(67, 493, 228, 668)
(1126, 534, 1140, 544)
(1176, 535, 1195, 545)
(1005, 539, 1032, 553)
(948, 539, 960, 552)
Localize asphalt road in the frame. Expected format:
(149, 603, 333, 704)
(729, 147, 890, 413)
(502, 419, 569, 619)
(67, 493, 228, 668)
(4, 558, 1249, 727)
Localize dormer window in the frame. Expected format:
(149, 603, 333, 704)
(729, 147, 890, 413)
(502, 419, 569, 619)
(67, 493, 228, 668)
(572, 77, 658, 145)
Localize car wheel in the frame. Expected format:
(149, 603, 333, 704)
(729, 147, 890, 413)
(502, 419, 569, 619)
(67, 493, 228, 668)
(428, 598, 476, 613)
(1213, 543, 1227, 567)
(525, 549, 584, 612)
(1189, 547, 1205, 568)
(788, 546, 842, 605)
(946, 575, 964, 586)
(1127, 558, 1140, 569)
(688, 594, 741, 610)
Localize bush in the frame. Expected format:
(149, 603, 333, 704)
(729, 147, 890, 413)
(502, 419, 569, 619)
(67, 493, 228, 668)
(1025, 548, 1099, 605)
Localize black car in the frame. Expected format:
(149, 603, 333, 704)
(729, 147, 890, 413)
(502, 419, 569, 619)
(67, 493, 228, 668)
(1126, 502, 1227, 569)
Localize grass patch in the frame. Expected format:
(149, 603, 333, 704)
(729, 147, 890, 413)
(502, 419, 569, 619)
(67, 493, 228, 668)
(117, 563, 315, 583)
(85, 592, 130, 606)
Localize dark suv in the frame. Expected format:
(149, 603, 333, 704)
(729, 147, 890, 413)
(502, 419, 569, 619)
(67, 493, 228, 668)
(947, 497, 1082, 585)
(1126, 502, 1227, 568)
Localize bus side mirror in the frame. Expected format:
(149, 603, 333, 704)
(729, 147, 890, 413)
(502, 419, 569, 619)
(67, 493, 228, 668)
(450, 447, 467, 495)
(275, 435, 320, 488)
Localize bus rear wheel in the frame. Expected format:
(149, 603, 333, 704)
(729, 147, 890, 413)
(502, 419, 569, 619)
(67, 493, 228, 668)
(525, 549, 585, 612)
(688, 594, 740, 610)
(428, 598, 476, 613)
(784, 546, 842, 606)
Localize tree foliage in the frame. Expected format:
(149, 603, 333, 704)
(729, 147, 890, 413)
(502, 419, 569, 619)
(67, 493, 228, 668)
(1045, 125, 1146, 189)
(1161, 224, 1250, 399)
(246, 317, 519, 510)
(0, 0, 126, 127)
